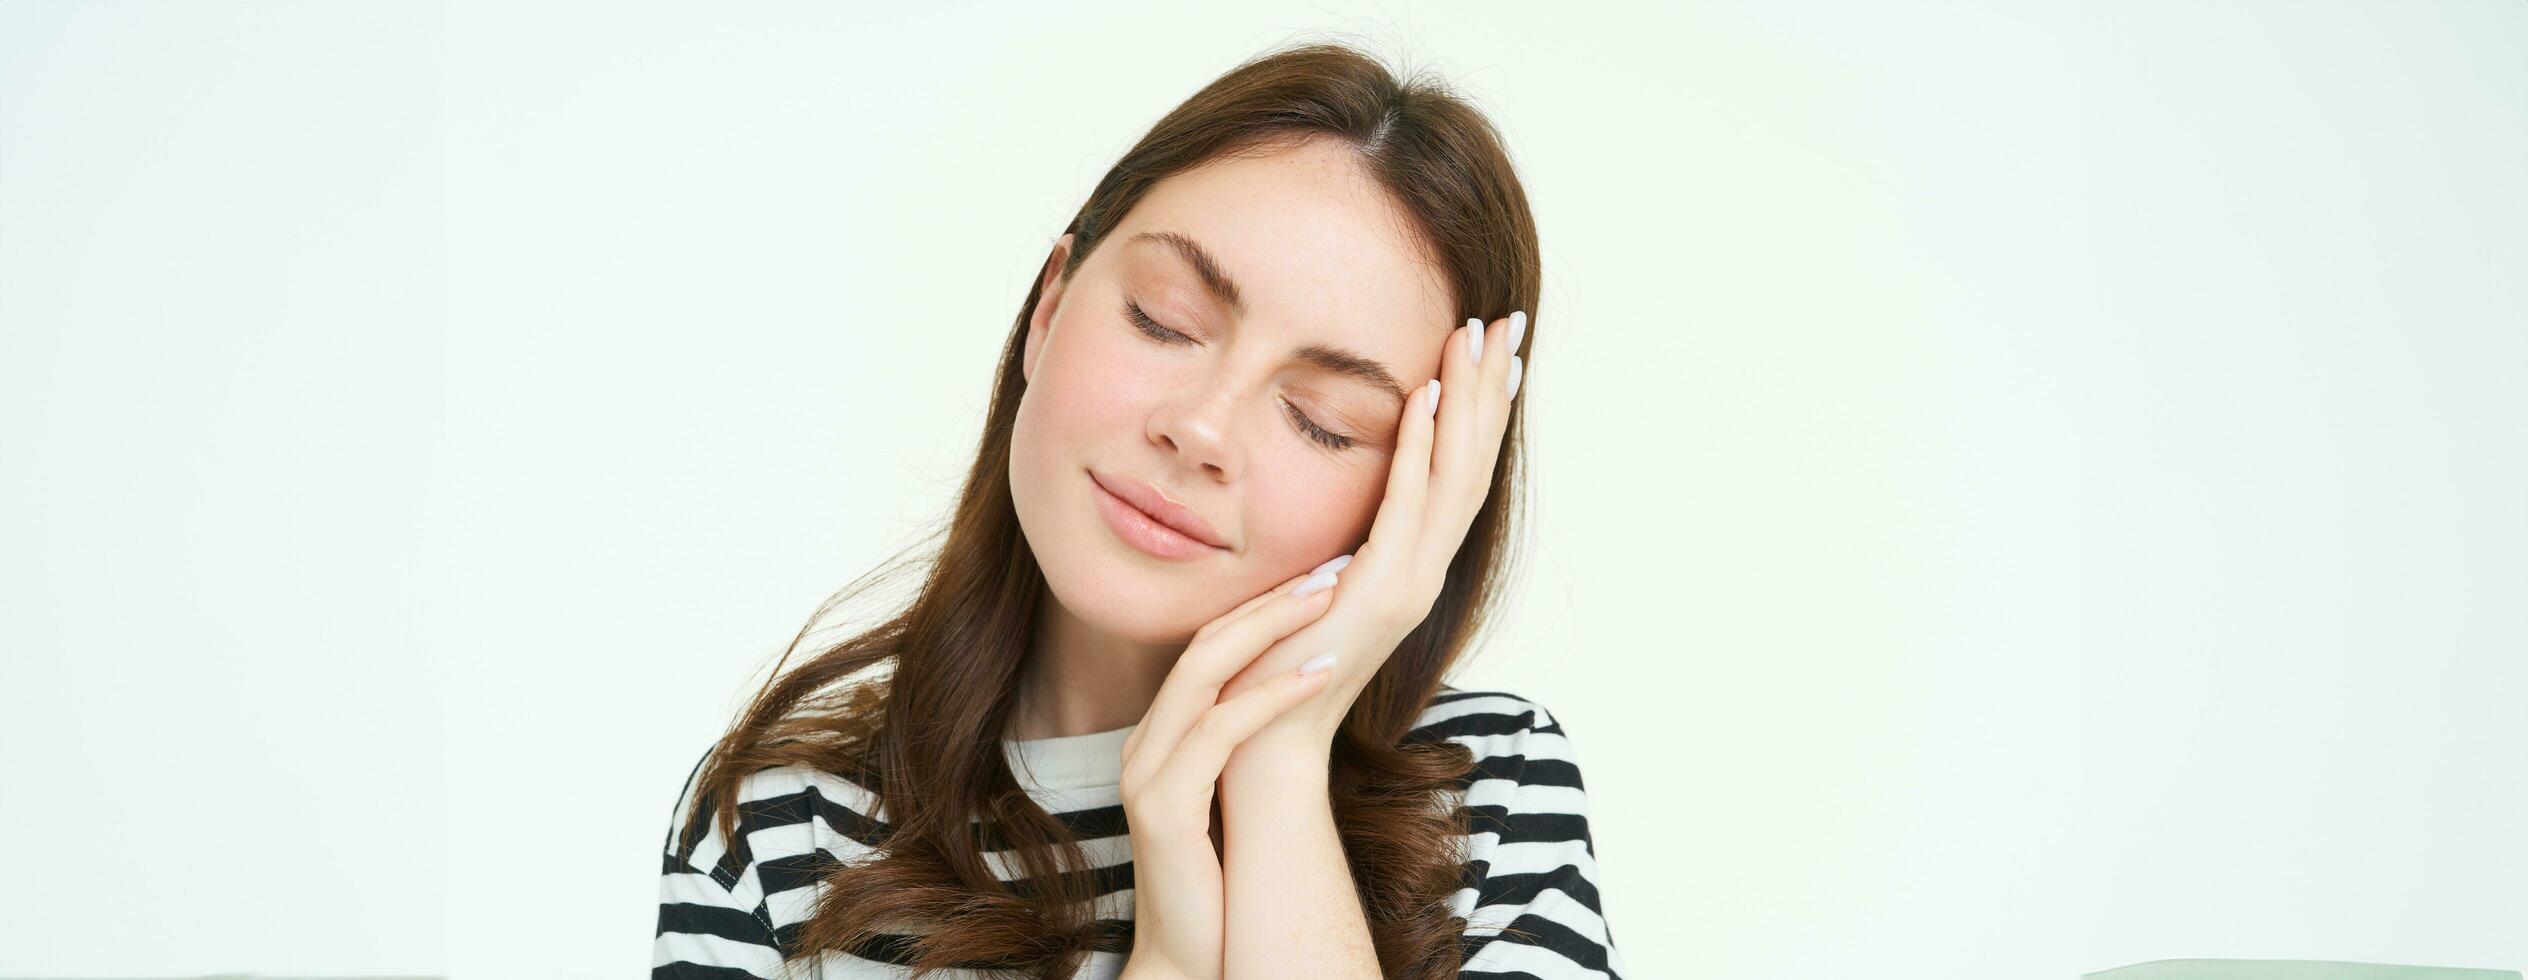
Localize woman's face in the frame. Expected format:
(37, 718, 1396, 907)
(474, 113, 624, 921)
(1009, 138, 1458, 644)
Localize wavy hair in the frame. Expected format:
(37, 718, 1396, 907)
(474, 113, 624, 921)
(673, 37, 1541, 979)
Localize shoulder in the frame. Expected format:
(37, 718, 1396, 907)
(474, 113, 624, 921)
(1410, 686, 1580, 757)
(1408, 685, 1592, 805)
(661, 742, 889, 888)
(1413, 689, 1627, 977)
(658, 743, 893, 977)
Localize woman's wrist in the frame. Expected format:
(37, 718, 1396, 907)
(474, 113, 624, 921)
(1220, 725, 1336, 797)
(1118, 949, 1200, 980)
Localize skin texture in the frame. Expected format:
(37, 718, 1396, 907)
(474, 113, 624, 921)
(1007, 137, 1457, 741)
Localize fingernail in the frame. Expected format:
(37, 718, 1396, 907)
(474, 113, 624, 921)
(1505, 355, 1524, 399)
(1507, 310, 1527, 352)
(1425, 378, 1442, 418)
(1311, 553, 1353, 576)
(1298, 652, 1338, 675)
(1463, 318, 1483, 365)
(1293, 571, 1338, 597)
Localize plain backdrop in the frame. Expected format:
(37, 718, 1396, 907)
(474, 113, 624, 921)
(2, 1, 2521, 978)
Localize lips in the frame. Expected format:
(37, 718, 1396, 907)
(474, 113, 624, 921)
(1089, 469, 1228, 550)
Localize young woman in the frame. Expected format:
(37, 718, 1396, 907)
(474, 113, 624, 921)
(655, 41, 1621, 980)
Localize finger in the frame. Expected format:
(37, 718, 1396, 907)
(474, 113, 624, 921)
(1148, 656, 1337, 799)
(1192, 571, 1341, 674)
(1192, 570, 1306, 643)
(1428, 314, 1512, 545)
(1436, 316, 1507, 480)
(1123, 583, 1336, 784)
(1139, 570, 1325, 760)
(1187, 568, 1338, 708)
(1193, 554, 1348, 643)
(1359, 369, 1440, 572)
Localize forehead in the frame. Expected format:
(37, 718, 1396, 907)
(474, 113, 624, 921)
(1107, 141, 1456, 350)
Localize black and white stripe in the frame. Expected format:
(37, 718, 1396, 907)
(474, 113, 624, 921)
(654, 687, 1624, 979)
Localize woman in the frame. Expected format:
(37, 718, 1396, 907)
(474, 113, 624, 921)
(655, 40, 1620, 980)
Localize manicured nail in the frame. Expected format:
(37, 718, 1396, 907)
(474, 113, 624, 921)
(1298, 652, 1338, 675)
(1311, 553, 1353, 576)
(1463, 317, 1483, 365)
(1507, 310, 1527, 352)
(1293, 571, 1338, 597)
(1505, 355, 1524, 399)
(1424, 378, 1442, 418)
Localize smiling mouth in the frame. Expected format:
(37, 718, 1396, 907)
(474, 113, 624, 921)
(1089, 470, 1227, 560)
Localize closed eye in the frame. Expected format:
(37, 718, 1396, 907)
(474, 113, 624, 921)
(1123, 299, 1190, 344)
(1282, 398, 1354, 451)
(1122, 298, 1357, 452)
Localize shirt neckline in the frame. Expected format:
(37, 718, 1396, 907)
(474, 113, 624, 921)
(1000, 722, 1138, 792)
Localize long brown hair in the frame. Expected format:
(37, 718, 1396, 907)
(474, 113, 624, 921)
(674, 38, 1541, 979)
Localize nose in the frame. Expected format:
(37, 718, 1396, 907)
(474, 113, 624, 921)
(1148, 380, 1243, 483)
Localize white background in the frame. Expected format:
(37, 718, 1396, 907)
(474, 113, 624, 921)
(2, 1, 2520, 978)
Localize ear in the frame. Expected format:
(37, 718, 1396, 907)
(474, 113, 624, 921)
(1022, 233, 1077, 386)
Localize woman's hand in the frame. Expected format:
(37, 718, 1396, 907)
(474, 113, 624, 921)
(1213, 310, 1526, 741)
(1116, 565, 1352, 980)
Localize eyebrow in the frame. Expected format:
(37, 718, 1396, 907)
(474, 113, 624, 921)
(1126, 230, 1412, 405)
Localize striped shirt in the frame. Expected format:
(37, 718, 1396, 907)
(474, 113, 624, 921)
(655, 686, 1624, 979)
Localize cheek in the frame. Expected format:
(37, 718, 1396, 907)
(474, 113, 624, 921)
(1021, 317, 1159, 445)
(1243, 461, 1385, 571)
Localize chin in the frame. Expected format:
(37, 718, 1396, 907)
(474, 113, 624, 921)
(1043, 561, 1208, 644)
